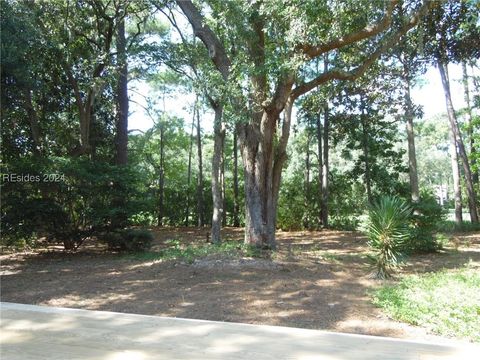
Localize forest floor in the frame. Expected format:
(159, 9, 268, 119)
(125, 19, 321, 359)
(1, 228, 479, 343)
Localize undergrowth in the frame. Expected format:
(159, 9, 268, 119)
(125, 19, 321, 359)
(372, 265, 480, 342)
(124, 240, 265, 263)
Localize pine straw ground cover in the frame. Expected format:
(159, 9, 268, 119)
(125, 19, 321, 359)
(1, 228, 479, 343)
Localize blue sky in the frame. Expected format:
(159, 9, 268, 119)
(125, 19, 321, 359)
(128, 63, 474, 133)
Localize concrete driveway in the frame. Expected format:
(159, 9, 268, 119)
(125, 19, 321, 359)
(0, 302, 477, 359)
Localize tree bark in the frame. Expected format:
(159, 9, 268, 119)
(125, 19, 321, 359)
(403, 65, 420, 203)
(185, 109, 195, 227)
(222, 145, 227, 227)
(238, 94, 294, 249)
(22, 89, 42, 155)
(157, 124, 165, 227)
(361, 99, 372, 204)
(115, 18, 128, 165)
(462, 62, 478, 186)
(449, 131, 463, 224)
(211, 103, 225, 244)
(233, 129, 240, 227)
(196, 105, 205, 227)
(316, 112, 323, 226)
(438, 61, 478, 223)
(321, 102, 330, 227)
(303, 134, 311, 228)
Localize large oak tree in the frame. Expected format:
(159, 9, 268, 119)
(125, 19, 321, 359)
(174, 0, 433, 248)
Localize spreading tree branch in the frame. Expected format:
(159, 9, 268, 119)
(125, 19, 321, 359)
(300, 0, 399, 59)
(292, 0, 432, 99)
(174, 0, 231, 80)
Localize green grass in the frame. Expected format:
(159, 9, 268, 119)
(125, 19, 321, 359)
(311, 250, 370, 263)
(124, 240, 264, 263)
(372, 266, 480, 342)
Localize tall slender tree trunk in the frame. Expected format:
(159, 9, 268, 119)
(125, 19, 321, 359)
(211, 104, 225, 243)
(316, 112, 323, 226)
(115, 18, 128, 166)
(449, 131, 463, 224)
(438, 61, 478, 223)
(403, 66, 420, 203)
(157, 125, 165, 227)
(222, 143, 227, 227)
(65, 68, 102, 156)
(196, 105, 205, 227)
(233, 129, 240, 227)
(22, 89, 42, 155)
(112, 19, 129, 230)
(361, 100, 372, 204)
(462, 62, 478, 186)
(303, 134, 311, 228)
(321, 102, 330, 227)
(185, 109, 195, 227)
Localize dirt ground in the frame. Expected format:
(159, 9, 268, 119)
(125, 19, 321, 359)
(1, 228, 479, 343)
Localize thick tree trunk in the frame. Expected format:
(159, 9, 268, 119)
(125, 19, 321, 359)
(239, 97, 293, 249)
(115, 18, 128, 166)
(211, 104, 225, 244)
(438, 61, 478, 223)
(403, 68, 420, 203)
(449, 131, 463, 224)
(233, 129, 240, 227)
(196, 105, 205, 227)
(321, 103, 330, 227)
(462, 62, 478, 186)
(240, 114, 275, 248)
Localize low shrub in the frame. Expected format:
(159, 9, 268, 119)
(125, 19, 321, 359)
(1, 157, 149, 250)
(102, 229, 153, 252)
(1, 197, 73, 248)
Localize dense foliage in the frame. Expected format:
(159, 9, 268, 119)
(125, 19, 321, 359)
(1, 0, 479, 251)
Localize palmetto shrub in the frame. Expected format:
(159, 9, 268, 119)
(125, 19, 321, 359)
(364, 196, 412, 279)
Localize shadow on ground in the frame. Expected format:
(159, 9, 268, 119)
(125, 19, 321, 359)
(1, 228, 479, 342)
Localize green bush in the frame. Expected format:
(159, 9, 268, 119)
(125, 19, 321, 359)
(407, 194, 447, 253)
(277, 172, 306, 230)
(1, 196, 73, 248)
(364, 196, 412, 279)
(1, 157, 149, 250)
(102, 229, 153, 252)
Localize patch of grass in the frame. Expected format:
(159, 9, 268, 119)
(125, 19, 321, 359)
(125, 240, 264, 263)
(307, 248, 370, 264)
(372, 266, 480, 342)
(319, 252, 342, 263)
